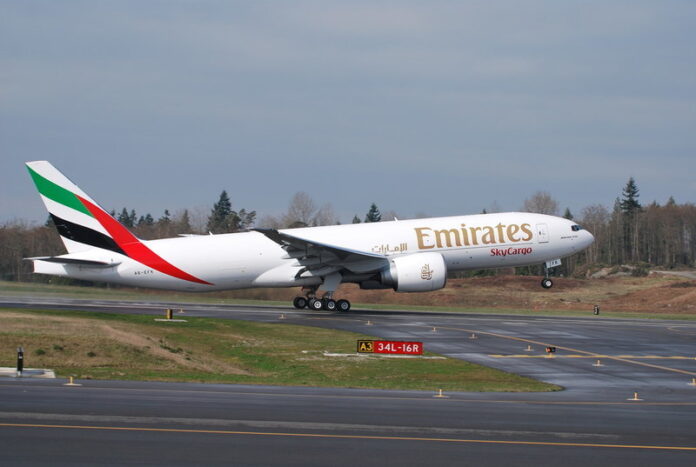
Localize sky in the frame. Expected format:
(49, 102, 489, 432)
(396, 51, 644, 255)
(2, 0, 695, 225)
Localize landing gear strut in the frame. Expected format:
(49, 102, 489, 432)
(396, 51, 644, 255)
(541, 263, 554, 289)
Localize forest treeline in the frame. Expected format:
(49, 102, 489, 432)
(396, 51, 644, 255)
(1, 180, 694, 283)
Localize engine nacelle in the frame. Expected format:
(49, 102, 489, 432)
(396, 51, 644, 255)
(380, 252, 447, 293)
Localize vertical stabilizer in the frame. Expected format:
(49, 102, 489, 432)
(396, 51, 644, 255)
(26, 161, 125, 255)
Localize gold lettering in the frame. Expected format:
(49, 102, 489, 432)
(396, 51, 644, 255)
(415, 227, 434, 249)
(460, 224, 470, 246)
(520, 223, 533, 242)
(435, 229, 461, 248)
(469, 227, 481, 245)
(481, 226, 496, 245)
(495, 223, 506, 243)
(507, 224, 521, 242)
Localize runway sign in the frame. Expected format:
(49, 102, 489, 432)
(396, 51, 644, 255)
(357, 340, 423, 355)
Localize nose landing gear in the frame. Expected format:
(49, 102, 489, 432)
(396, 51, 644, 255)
(540, 260, 558, 289)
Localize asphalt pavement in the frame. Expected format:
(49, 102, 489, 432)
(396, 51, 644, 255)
(1, 296, 695, 466)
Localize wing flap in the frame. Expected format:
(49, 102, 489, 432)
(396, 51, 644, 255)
(254, 228, 388, 273)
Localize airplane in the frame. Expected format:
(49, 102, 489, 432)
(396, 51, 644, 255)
(25, 161, 595, 312)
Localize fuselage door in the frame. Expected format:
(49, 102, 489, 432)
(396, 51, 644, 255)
(536, 223, 549, 244)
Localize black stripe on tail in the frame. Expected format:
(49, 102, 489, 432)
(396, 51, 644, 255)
(50, 214, 126, 256)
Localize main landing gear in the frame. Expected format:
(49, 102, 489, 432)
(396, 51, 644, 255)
(293, 274, 350, 311)
(292, 291, 351, 312)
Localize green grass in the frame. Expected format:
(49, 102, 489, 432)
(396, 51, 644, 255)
(0, 307, 557, 392)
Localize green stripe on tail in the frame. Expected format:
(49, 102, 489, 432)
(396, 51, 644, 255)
(26, 166, 93, 217)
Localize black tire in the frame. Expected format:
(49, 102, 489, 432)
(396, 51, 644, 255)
(336, 299, 351, 312)
(323, 299, 337, 311)
(541, 278, 553, 289)
(293, 296, 307, 309)
(309, 298, 324, 311)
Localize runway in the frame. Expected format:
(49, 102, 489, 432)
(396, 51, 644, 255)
(1, 296, 696, 465)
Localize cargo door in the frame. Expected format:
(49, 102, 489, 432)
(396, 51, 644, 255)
(536, 223, 549, 243)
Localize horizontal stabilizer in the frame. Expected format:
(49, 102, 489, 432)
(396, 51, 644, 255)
(26, 256, 120, 268)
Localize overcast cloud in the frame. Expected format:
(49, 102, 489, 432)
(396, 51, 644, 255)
(2, 1, 695, 224)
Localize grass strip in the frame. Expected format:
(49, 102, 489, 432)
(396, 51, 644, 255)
(0, 307, 557, 392)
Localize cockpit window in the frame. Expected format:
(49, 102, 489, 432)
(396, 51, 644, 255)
(571, 225, 583, 232)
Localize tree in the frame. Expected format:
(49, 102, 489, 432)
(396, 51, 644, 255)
(227, 208, 256, 232)
(620, 177, 641, 215)
(579, 204, 610, 265)
(313, 204, 338, 226)
(522, 191, 559, 215)
(351, 215, 361, 224)
(364, 203, 381, 223)
(207, 191, 232, 233)
(284, 192, 316, 228)
(158, 209, 171, 225)
(137, 213, 154, 226)
(563, 208, 574, 220)
(118, 208, 136, 228)
(619, 178, 642, 262)
(176, 209, 192, 234)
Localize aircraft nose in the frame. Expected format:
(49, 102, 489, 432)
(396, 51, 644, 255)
(585, 230, 595, 247)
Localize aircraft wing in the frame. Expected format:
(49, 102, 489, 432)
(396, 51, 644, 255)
(254, 228, 388, 274)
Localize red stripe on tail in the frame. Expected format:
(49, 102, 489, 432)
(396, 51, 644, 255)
(77, 196, 212, 285)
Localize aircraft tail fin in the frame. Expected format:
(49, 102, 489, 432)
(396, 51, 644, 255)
(26, 161, 213, 285)
(25, 161, 131, 255)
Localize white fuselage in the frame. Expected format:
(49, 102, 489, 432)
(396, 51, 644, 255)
(34, 212, 594, 292)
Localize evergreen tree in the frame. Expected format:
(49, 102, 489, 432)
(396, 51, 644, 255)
(364, 203, 381, 223)
(158, 209, 171, 224)
(178, 209, 192, 233)
(137, 213, 154, 226)
(619, 178, 642, 263)
(118, 208, 135, 228)
(352, 215, 361, 224)
(207, 191, 232, 233)
(620, 177, 641, 215)
(563, 208, 574, 220)
(228, 208, 257, 232)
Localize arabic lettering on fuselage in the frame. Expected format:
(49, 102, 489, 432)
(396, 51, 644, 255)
(371, 243, 409, 254)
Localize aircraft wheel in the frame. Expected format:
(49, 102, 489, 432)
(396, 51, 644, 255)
(309, 298, 324, 311)
(323, 299, 337, 311)
(541, 278, 553, 289)
(293, 296, 308, 309)
(336, 299, 351, 312)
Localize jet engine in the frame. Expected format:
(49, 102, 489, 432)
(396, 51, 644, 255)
(378, 252, 447, 292)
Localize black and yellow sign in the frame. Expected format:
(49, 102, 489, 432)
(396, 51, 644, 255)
(357, 340, 374, 353)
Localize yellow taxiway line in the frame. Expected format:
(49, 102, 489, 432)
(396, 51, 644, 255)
(1, 422, 695, 452)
